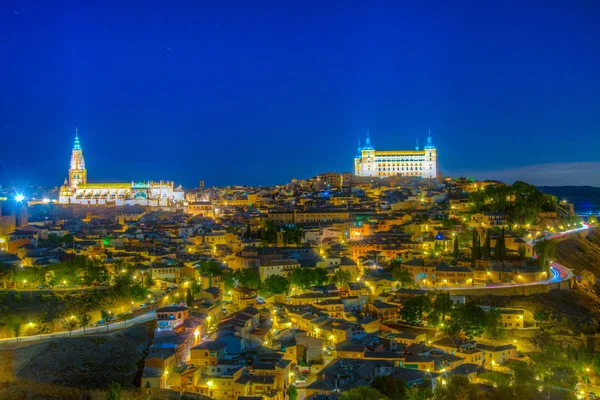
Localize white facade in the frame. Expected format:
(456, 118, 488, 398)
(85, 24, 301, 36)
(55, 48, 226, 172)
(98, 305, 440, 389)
(354, 132, 437, 179)
(58, 132, 184, 206)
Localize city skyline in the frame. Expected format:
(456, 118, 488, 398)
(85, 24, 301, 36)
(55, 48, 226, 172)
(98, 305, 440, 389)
(2, 1, 600, 188)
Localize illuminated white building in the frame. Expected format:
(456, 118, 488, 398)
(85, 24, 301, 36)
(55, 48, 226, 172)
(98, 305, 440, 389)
(354, 130, 437, 179)
(59, 130, 184, 206)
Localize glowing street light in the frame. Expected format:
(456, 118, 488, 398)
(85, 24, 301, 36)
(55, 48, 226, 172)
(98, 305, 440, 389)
(15, 194, 25, 202)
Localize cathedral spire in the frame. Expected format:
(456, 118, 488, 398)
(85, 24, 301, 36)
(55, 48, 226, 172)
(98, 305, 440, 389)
(73, 127, 82, 150)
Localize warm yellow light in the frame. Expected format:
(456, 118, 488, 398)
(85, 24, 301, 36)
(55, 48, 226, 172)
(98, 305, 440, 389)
(329, 335, 335, 341)
(207, 315, 212, 321)
(122, 269, 126, 273)
(194, 328, 200, 337)
(23, 279, 27, 284)
(207, 380, 214, 387)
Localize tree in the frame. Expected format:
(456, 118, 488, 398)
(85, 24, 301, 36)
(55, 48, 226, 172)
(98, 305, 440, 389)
(107, 381, 121, 400)
(462, 303, 486, 339)
(186, 288, 193, 306)
(494, 227, 506, 261)
(313, 267, 329, 285)
(143, 273, 155, 288)
(400, 295, 431, 326)
(508, 360, 540, 399)
(482, 229, 491, 258)
(453, 236, 459, 258)
(534, 239, 556, 270)
(405, 386, 433, 400)
(7, 315, 22, 342)
(371, 375, 406, 400)
(444, 303, 486, 339)
(234, 269, 261, 289)
(483, 307, 502, 339)
(34, 321, 51, 340)
(261, 275, 290, 297)
(518, 245, 527, 260)
(391, 266, 415, 289)
(339, 386, 388, 400)
(77, 312, 91, 335)
(428, 291, 452, 326)
(223, 272, 235, 291)
(471, 230, 480, 265)
(61, 317, 78, 336)
(330, 270, 352, 287)
(533, 309, 549, 323)
(101, 309, 111, 332)
(198, 259, 224, 276)
(287, 385, 298, 400)
(290, 267, 328, 290)
(434, 375, 481, 400)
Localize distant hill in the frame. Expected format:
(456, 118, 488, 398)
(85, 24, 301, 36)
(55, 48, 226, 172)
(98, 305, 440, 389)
(538, 186, 600, 214)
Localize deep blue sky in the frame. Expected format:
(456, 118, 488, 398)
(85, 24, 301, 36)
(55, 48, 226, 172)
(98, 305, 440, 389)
(1, 0, 599, 188)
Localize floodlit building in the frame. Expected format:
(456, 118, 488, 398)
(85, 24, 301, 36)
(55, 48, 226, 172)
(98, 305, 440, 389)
(354, 130, 437, 179)
(59, 130, 184, 206)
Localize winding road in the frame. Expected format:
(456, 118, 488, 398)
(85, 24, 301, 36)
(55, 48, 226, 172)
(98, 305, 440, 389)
(420, 225, 589, 292)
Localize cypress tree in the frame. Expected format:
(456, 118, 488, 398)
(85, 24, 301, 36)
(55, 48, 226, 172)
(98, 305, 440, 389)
(499, 227, 506, 261)
(471, 230, 480, 265)
(186, 288, 193, 306)
(453, 236, 459, 258)
(482, 229, 491, 258)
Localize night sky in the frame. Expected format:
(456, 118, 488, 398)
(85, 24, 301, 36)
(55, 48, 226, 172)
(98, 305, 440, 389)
(1, 0, 599, 188)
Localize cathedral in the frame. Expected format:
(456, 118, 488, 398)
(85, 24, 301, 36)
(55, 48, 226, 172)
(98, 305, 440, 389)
(353, 130, 437, 179)
(59, 130, 185, 206)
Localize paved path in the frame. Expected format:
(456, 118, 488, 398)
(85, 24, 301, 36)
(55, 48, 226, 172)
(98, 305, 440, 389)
(0, 311, 157, 344)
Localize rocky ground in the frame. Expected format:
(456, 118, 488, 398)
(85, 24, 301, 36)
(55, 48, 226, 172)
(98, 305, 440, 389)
(0, 323, 158, 399)
(556, 228, 600, 276)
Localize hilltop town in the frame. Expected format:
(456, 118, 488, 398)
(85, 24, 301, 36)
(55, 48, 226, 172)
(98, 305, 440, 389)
(0, 174, 598, 400)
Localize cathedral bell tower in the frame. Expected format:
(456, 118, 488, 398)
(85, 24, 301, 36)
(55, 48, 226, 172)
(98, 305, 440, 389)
(68, 128, 87, 189)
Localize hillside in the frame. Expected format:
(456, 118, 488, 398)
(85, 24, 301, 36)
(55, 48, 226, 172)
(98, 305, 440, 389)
(0, 323, 154, 399)
(555, 228, 600, 276)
